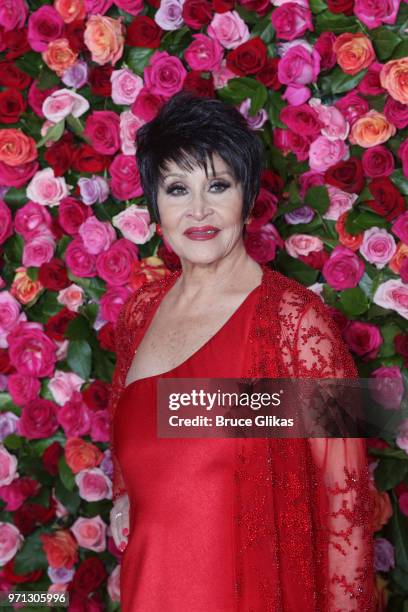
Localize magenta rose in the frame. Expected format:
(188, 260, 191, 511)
(384, 96, 408, 129)
(0, 522, 23, 566)
(244, 224, 283, 263)
(109, 154, 143, 200)
(96, 238, 138, 286)
(58, 197, 92, 236)
(398, 139, 408, 178)
(99, 286, 131, 324)
(280, 103, 322, 138)
(131, 88, 166, 122)
(0, 477, 39, 512)
(184, 34, 223, 72)
(273, 128, 311, 162)
(277, 43, 320, 85)
(8, 323, 57, 378)
(343, 321, 383, 360)
(84, 111, 120, 155)
(23, 232, 56, 268)
(7, 373, 41, 406)
(28, 6, 65, 52)
(0, 200, 13, 246)
(18, 398, 59, 439)
(57, 392, 91, 437)
(28, 81, 59, 118)
(90, 410, 109, 443)
(14, 201, 52, 240)
(334, 91, 370, 126)
(246, 188, 277, 233)
(322, 245, 365, 290)
(391, 212, 408, 244)
(0, 160, 39, 188)
(271, 3, 313, 41)
(64, 236, 97, 278)
(144, 50, 187, 98)
(0, 0, 28, 31)
(299, 170, 325, 198)
(78, 217, 116, 255)
(362, 145, 395, 178)
(314, 32, 337, 70)
(75, 468, 112, 502)
(354, 0, 401, 29)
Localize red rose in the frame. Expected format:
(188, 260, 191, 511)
(324, 157, 365, 194)
(145, 0, 160, 7)
(212, 0, 234, 11)
(43, 441, 64, 476)
(384, 96, 408, 130)
(255, 57, 281, 90)
(0, 349, 14, 374)
(18, 399, 59, 440)
(0, 89, 26, 123)
(97, 322, 116, 352)
(3, 559, 43, 584)
(44, 133, 74, 177)
(71, 557, 107, 595)
(367, 177, 406, 221)
(182, 0, 213, 29)
(226, 37, 267, 76)
(126, 16, 162, 47)
(239, 0, 271, 16)
(0, 61, 31, 89)
(314, 32, 337, 70)
(89, 65, 113, 97)
(260, 169, 284, 197)
(39, 258, 70, 291)
(2, 29, 30, 60)
(299, 249, 330, 270)
(58, 197, 92, 235)
(13, 501, 56, 536)
(157, 243, 182, 271)
(65, 19, 86, 53)
(327, 0, 354, 14)
(44, 308, 77, 342)
(183, 71, 215, 97)
(67, 593, 103, 612)
(72, 144, 111, 173)
(82, 381, 110, 412)
(394, 333, 408, 359)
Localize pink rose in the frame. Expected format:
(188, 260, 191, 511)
(371, 365, 404, 410)
(278, 43, 320, 85)
(281, 84, 311, 106)
(244, 224, 283, 263)
(78, 217, 116, 255)
(343, 321, 383, 360)
(308, 99, 349, 141)
(111, 69, 143, 105)
(100, 286, 132, 323)
(26, 168, 69, 207)
(0, 291, 24, 337)
(107, 565, 120, 602)
(144, 51, 187, 98)
(354, 0, 401, 29)
(0, 160, 39, 188)
(14, 201, 52, 240)
(334, 91, 370, 126)
(7, 374, 41, 406)
(207, 11, 250, 49)
(22, 231, 56, 267)
(71, 515, 107, 552)
(64, 236, 97, 278)
(109, 155, 143, 200)
(96, 238, 138, 286)
(0, 446, 18, 486)
(0, 0, 28, 31)
(28, 6, 64, 52)
(112, 205, 155, 244)
(120, 110, 143, 156)
(184, 34, 223, 71)
(396, 419, 408, 453)
(18, 399, 59, 439)
(322, 245, 365, 290)
(75, 468, 112, 501)
(359, 227, 397, 269)
(0, 523, 23, 566)
(285, 233, 324, 258)
(0, 201, 13, 246)
(271, 3, 313, 41)
(8, 323, 57, 377)
(323, 186, 358, 221)
(49, 370, 85, 405)
(58, 198, 92, 235)
(57, 391, 91, 437)
(0, 412, 19, 443)
(85, 0, 113, 14)
(42, 89, 90, 123)
(90, 410, 109, 443)
(57, 284, 85, 313)
(273, 128, 311, 162)
(373, 279, 408, 320)
(309, 136, 349, 172)
(362, 145, 395, 178)
(84, 111, 120, 155)
(28, 81, 59, 119)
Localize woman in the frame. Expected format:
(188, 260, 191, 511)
(108, 91, 377, 611)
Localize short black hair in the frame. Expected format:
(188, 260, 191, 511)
(135, 91, 264, 224)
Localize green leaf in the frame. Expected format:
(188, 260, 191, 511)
(126, 47, 155, 75)
(67, 339, 92, 379)
(391, 170, 408, 196)
(393, 39, 408, 59)
(339, 287, 369, 316)
(378, 323, 402, 358)
(37, 67, 60, 90)
(275, 251, 319, 285)
(304, 185, 330, 214)
(315, 11, 360, 34)
(391, 497, 408, 574)
(309, 0, 327, 13)
(13, 530, 49, 574)
(66, 115, 89, 142)
(55, 480, 80, 515)
(28, 291, 61, 323)
(267, 91, 286, 129)
(331, 67, 368, 95)
(251, 14, 275, 44)
(67, 274, 106, 300)
(66, 316, 93, 341)
(345, 208, 388, 234)
(4, 187, 27, 209)
(218, 77, 267, 115)
(36, 120, 65, 148)
(3, 434, 22, 451)
(15, 52, 43, 78)
(3, 233, 24, 264)
(58, 455, 76, 491)
(371, 27, 402, 61)
(374, 457, 408, 491)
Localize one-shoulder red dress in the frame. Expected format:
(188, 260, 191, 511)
(113, 286, 261, 612)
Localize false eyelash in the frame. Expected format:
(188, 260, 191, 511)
(166, 181, 231, 195)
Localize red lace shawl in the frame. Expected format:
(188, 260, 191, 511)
(108, 263, 377, 612)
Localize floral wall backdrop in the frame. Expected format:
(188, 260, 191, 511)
(0, 0, 407, 608)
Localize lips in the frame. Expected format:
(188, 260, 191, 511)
(184, 226, 220, 236)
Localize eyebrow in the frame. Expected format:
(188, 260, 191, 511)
(163, 171, 234, 180)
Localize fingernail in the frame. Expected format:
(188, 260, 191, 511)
(122, 528, 129, 536)
(119, 541, 127, 551)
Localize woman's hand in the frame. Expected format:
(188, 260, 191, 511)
(110, 493, 130, 552)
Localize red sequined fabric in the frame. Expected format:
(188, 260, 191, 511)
(108, 263, 378, 611)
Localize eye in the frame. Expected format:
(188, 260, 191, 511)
(165, 181, 231, 196)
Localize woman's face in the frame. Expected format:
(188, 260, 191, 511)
(157, 153, 247, 265)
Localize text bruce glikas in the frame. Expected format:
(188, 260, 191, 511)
(168, 389, 283, 411)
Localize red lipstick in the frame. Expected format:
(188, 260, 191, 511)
(183, 226, 220, 241)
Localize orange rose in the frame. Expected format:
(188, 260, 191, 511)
(40, 530, 78, 569)
(0, 129, 37, 167)
(349, 110, 396, 148)
(389, 242, 408, 275)
(54, 0, 85, 23)
(369, 480, 393, 531)
(333, 33, 375, 75)
(10, 267, 43, 304)
(42, 38, 78, 76)
(335, 212, 363, 251)
(64, 437, 103, 474)
(380, 58, 408, 105)
(84, 15, 125, 66)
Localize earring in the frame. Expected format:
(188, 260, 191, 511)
(156, 222, 163, 237)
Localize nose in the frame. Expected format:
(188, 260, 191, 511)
(186, 190, 214, 220)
